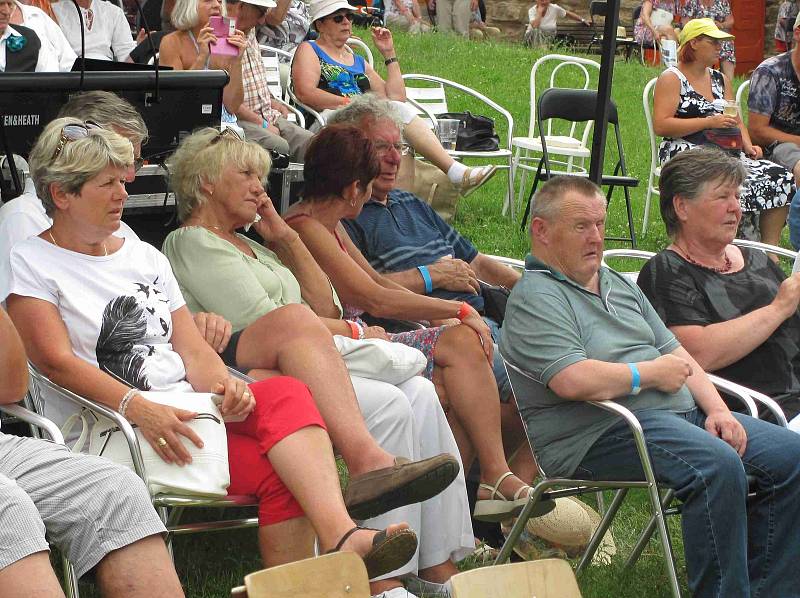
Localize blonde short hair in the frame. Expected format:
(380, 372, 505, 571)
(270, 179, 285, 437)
(29, 117, 134, 216)
(171, 0, 228, 31)
(168, 128, 272, 222)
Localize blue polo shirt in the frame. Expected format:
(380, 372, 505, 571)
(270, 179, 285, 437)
(499, 254, 695, 477)
(342, 189, 483, 310)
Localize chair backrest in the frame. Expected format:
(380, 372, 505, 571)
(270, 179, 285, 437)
(643, 76, 659, 178)
(242, 553, 370, 598)
(529, 54, 600, 140)
(538, 88, 619, 125)
(736, 79, 750, 123)
(601, 248, 656, 283)
(450, 559, 582, 598)
(345, 37, 374, 68)
(404, 79, 449, 121)
(732, 239, 798, 269)
(258, 45, 287, 101)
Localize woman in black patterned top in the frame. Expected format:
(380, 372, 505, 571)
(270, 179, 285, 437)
(637, 147, 800, 427)
(653, 18, 794, 246)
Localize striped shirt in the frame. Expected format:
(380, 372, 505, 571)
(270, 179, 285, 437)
(241, 30, 280, 121)
(342, 189, 483, 309)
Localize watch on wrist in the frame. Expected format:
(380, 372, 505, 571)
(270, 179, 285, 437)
(384, 56, 398, 66)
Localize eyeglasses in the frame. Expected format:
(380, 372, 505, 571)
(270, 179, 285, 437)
(210, 127, 245, 145)
(84, 7, 94, 30)
(374, 141, 412, 156)
(134, 157, 145, 173)
(52, 120, 103, 161)
(329, 11, 354, 23)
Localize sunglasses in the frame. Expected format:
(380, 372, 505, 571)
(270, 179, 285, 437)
(329, 11, 354, 23)
(210, 127, 245, 145)
(52, 120, 103, 161)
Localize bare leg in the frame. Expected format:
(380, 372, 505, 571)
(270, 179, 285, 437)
(760, 205, 789, 248)
(431, 325, 527, 499)
(404, 117, 455, 173)
(95, 535, 185, 598)
(720, 60, 735, 82)
(500, 400, 539, 483)
(419, 559, 459, 584)
(0, 552, 65, 598)
(236, 304, 393, 476)
(792, 161, 800, 186)
(258, 518, 316, 567)
(266, 426, 410, 557)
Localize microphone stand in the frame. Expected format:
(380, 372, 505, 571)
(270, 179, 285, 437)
(68, 0, 86, 89)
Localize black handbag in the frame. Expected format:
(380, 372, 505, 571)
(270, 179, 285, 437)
(437, 111, 500, 152)
(479, 281, 511, 326)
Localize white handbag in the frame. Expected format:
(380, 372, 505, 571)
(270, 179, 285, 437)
(333, 336, 427, 385)
(62, 392, 230, 497)
(649, 7, 673, 27)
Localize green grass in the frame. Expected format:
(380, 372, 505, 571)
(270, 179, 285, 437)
(73, 29, 763, 597)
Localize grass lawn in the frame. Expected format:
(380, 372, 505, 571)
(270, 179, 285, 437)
(73, 28, 765, 597)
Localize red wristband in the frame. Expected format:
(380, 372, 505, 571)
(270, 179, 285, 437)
(346, 320, 360, 339)
(457, 302, 471, 321)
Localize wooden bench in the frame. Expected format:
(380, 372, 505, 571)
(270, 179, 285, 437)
(554, 22, 596, 52)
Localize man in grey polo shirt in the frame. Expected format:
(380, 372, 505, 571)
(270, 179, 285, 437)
(499, 175, 800, 598)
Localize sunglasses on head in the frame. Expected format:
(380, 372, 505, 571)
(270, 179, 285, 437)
(52, 120, 103, 161)
(329, 11, 354, 23)
(210, 127, 245, 145)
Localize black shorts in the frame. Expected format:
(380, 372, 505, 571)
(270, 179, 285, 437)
(219, 330, 244, 368)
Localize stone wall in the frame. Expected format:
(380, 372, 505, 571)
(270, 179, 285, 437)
(486, 1, 782, 51)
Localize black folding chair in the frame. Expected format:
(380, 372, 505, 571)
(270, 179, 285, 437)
(520, 88, 639, 248)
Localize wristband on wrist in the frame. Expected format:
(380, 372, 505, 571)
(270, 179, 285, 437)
(384, 56, 398, 66)
(262, 119, 268, 129)
(346, 320, 365, 340)
(627, 363, 641, 395)
(417, 265, 433, 294)
(118, 387, 138, 419)
(456, 302, 471, 321)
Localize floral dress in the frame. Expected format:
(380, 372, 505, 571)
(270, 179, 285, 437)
(308, 41, 371, 98)
(659, 67, 794, 215)
(681, 0, 735, 64)
(634, 0, 676, 45)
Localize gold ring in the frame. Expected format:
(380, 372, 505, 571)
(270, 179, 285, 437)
(157, 437, 167, 447)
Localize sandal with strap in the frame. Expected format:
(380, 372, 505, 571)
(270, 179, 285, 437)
(327, 525, 418, 579)
(472, 471, 555, 523)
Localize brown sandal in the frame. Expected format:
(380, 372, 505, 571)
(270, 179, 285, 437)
(327, 525, 418, 579)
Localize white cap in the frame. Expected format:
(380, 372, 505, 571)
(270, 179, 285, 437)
(310, 0, 357, 22)
(240, 0, 277, 8)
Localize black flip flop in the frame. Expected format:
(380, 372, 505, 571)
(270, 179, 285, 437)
(328, 526, 418, 579)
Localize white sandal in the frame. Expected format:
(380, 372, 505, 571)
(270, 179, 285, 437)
(473, 471, 532, 522)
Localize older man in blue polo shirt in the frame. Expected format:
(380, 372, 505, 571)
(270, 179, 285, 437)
(500, 175, 800, 597)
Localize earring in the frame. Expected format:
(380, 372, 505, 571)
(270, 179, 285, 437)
(350, 198, 357, 207)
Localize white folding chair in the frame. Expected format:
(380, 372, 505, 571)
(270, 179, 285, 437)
(258, 45, 305, 128)
(736, 79, 750, 124)
(401, 73, 514, 216)
(510, 54, 600, 221)
(642, 76, 661, 236)
(345, 37, 374, 68)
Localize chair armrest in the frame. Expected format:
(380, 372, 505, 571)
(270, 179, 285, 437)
(27, 364, 150, 485)
(0, 402, 65, 444)
(707, 374, 788, 427)
(286, 84, 326, 128)
(486, 254, 525, 271)
(707, 374, 758, 418)
(227, 367, 256, 384)
(401, 74, 515, 150)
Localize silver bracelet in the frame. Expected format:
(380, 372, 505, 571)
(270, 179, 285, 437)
(118, 388, 138, 420)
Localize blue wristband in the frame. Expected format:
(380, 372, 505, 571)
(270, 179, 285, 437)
(627, 363, 641, 395)
(262, 119, 268, 129)
(417, 265, 433, 294)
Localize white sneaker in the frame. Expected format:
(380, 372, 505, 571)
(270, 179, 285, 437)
(372, 587, 420, 598)
(402, 574, 452, 597)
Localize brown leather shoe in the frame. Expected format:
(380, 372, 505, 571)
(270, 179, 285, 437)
(344, 454, 460, 520)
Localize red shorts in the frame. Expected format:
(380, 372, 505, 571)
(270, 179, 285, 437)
(225, 376, 326, 525)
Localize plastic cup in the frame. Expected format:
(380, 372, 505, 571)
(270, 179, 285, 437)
(722, 100, 740, 119)
(436, 118, 459, 151)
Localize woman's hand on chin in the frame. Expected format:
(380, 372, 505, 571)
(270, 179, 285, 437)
(254, 193, 299, 244)
(126, 395, 204, 466)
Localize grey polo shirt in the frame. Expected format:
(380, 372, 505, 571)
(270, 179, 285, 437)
(499, 254, 696, 477)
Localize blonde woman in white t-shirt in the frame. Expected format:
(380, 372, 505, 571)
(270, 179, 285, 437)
(524, 0, 587, 46)
(4, 118, 424, 575)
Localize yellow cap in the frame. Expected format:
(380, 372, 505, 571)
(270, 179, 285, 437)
(678, 18, 735, 48)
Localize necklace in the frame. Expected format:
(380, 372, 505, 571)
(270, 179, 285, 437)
(675, 243, 731, 273)
(48, 230, 108, 256)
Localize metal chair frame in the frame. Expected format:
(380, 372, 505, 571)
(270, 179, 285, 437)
(25, 364, 261, 554)
(258, 44, 306, 128)
(510, 55, 599, 221)
(401, 73, 514, 217)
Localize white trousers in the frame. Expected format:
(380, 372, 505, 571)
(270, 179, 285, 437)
(350, 375, 474, 577)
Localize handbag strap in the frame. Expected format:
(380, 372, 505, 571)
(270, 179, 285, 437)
(60, 410, 91, 453)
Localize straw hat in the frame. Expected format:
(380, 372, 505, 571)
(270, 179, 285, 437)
(503, 497, 617, 565)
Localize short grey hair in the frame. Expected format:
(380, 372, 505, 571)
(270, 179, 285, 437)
(171, 0, 227, 31)
(659, 147, 746, 237)
(168, 127, 271, 222)
(327, 94, 405, 132)
(530, 175, 604, 223)
(29, 118, 134, 216)
(58, 91, 149, 146)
